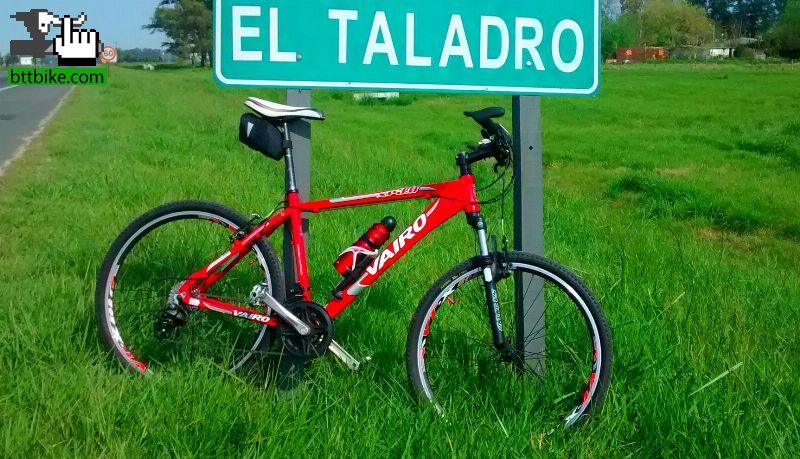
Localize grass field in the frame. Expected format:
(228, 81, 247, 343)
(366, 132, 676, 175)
(1, 63, 799, 457)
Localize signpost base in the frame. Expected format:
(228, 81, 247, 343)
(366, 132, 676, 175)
(512, 95, 546, 373)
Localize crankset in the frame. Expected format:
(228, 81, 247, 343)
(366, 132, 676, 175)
(279, 301, 333, 359)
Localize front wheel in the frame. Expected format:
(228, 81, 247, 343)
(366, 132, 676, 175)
(406, 251, 612, 428)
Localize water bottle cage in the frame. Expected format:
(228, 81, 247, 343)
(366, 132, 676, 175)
(331, 251, 379, 299)
(338, 246, 380, 272)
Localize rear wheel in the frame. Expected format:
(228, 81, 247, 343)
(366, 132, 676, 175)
(406, 251, 612, 428)
(95, 200, 285, 374)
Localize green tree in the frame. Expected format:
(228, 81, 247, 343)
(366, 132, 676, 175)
(145, 0, 212, 67)
(119, 48, 165, 63)
(689, 0, 734, 27)
(641, 0, 715, 47)
(690, 0, 784, 37)
(602, 15, 639, 58)
(621, 0, 648, 14)
(3, 53, 19, 66)
(735, 0, 784, 36)
(769, 0, 800, 57)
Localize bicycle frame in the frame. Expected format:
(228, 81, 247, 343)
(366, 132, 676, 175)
(176, 176, 481, 326)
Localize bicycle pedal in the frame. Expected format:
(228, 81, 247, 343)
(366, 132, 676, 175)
(356, 356, 372, 372)
(328, 340, 369, 372)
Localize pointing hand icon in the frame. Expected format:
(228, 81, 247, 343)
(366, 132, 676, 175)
(53, 13, 103, 66)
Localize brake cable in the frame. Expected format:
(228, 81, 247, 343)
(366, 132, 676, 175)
(478, 146, 515, 206)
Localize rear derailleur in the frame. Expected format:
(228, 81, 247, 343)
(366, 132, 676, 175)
(155, 290, 190, 341)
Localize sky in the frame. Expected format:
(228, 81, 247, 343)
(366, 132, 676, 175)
(1, 0, 167, 54)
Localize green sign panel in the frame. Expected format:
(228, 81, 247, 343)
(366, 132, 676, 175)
(214, 0, 599, 95)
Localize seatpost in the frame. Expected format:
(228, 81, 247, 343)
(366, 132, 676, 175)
(282, 121, 298, 193)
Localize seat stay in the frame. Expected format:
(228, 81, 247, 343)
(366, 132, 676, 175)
(175, 209, 292, 299)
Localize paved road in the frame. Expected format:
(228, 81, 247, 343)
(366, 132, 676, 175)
(0, 71, 71, 170)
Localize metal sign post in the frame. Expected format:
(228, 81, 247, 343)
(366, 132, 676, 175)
(278, 89, 312, 391)
(512, 96, 545, 372)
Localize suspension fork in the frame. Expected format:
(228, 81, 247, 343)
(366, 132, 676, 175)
(467, 212, 507, 351)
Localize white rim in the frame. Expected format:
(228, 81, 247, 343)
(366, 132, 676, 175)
(415, 261, 602, 426)
(104, 210, 273, 373)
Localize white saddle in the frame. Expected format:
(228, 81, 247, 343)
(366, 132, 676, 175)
(244, 97, 325, 121)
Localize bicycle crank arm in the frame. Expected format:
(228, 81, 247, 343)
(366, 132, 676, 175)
(329, 340, 371, 371)
(258, 293, 311, 336)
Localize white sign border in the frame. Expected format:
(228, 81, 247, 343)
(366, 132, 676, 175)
(213, 0, 599, 95)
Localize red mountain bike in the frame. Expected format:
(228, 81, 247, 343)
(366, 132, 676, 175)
(96, 98, 613, 427)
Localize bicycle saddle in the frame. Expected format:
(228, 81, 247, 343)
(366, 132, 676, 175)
(245, 97, 326, 122)
(464, 107, 505, 131)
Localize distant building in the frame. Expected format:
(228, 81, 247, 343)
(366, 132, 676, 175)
(616, 47, 667, 63)
(705, 47, 735, 58)
(671, 38, 760, 60)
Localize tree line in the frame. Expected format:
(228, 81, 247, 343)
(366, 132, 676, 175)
(142, 0, 799, 65)
(604, 0, 799, 58)
(145, 0, 212, 66)
(118, 48, 167, 63)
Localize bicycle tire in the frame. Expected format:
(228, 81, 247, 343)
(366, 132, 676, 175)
(406, 251, 613, 428)
(95, 200, 285, 374)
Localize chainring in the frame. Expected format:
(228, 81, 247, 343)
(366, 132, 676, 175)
(279, 301, 333, 359)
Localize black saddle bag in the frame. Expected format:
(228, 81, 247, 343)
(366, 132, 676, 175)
(239, 113, 284, 160)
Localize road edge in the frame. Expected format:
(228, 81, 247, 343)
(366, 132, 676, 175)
(0, 86, 75, 179)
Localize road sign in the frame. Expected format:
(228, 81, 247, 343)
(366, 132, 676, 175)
(214, 0, 599, 95)
(101, 46, 117, 64)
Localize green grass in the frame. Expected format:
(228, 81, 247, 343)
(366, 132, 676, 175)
(1, 63, 799, 456)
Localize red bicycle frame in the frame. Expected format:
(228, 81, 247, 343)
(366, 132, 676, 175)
(176, 175, 481, 325)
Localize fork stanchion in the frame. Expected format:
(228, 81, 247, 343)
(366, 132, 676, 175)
(512, 95, 546, 373)
(278, 89, 313, 392)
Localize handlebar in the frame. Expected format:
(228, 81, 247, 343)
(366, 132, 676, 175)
(456, 133, 512, 175)
(458, 107, 513, 173)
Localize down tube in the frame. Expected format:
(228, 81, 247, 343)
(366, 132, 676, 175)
(325, 198, 464, 318)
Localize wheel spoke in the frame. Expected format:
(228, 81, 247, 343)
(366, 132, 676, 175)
(99, 207, 278, 373)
